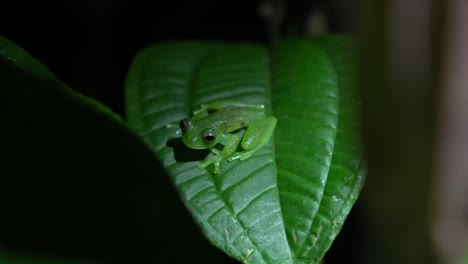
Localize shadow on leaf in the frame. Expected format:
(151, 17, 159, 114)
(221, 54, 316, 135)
(167, 138, 210, 162)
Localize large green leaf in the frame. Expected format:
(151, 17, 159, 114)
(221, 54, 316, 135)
(126, 42, 290, 263)
(125, 35, 365, 263)
(0, 36, 219, 264)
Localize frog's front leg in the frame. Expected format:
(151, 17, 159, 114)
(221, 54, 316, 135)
(166, 123, 182, 139)
(198, 134, 241, 174)
(228, 116, 277, 161)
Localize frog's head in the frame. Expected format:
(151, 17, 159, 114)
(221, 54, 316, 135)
(179, 119, 221, 149)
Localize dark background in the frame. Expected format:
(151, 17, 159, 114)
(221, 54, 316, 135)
(0, 1, 364, 263)
(0, 0, 349, 117)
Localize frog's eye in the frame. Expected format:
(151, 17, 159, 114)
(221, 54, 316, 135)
(203, 130, 216, 143)
(179, 119, 188, 132)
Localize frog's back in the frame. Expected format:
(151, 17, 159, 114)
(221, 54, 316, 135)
(205, 105, 266, 133)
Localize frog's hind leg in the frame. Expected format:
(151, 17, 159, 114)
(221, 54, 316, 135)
(193, 101, 266, 116)
(228, 116, 277, 161)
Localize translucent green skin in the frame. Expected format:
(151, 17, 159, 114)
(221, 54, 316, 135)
(173, 101, 277, 174)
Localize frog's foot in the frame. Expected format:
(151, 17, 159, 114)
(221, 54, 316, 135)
(198, 154, 224, 174)
(227, 147, 259, 161)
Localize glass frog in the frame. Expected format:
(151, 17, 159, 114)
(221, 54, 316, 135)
(169, 100, 277, 174)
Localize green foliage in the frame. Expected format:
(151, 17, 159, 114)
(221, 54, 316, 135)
(125, 35, 365, 263)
